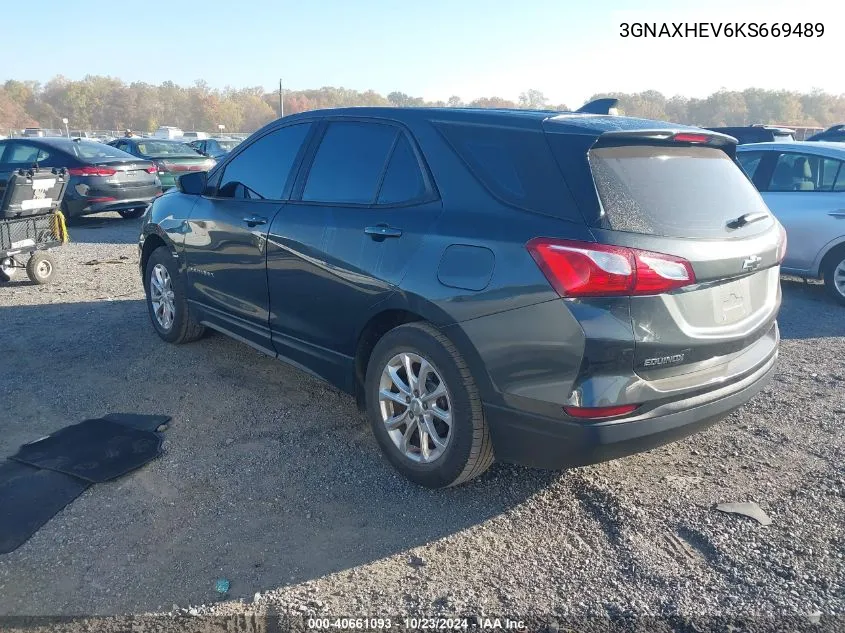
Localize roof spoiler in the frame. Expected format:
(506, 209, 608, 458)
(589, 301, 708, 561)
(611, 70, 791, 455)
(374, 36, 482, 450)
(593, 129, 738, 157)
(576, 98, 619, 115)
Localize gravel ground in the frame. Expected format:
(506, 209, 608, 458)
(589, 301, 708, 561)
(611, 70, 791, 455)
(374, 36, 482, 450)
(0, 213, 842, 629)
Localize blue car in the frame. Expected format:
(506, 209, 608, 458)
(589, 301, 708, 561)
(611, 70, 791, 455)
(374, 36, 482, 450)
(737, 141, 845, 304)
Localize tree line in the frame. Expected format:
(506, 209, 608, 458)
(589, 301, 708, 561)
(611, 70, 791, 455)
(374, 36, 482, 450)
(1, 75, 844, 133)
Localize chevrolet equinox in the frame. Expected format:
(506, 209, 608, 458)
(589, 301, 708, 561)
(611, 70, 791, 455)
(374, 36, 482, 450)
(139, 107, 784, 488)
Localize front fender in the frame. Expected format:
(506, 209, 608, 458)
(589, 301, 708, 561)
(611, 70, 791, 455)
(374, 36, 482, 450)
(139, 192, 198, 276)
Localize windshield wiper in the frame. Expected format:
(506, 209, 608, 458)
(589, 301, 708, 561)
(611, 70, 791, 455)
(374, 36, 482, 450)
(727, 212, 769, 229)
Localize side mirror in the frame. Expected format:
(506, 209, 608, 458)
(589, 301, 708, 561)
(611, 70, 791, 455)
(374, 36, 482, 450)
(177, 170, 207, 195)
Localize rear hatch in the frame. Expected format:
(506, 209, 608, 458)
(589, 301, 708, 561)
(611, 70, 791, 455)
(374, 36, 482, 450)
(543, 124, 783, 391)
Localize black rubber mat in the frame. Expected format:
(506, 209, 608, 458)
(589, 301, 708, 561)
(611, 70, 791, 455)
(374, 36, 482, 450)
(10, 418, 163, 483)
(0, 460, 90, 554)
(102, 412, 171, 433)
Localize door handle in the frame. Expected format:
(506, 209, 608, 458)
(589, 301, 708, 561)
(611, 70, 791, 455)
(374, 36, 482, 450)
(364, 224, 402, 239)
(243, 215, 267, 227)
(828, 210, 845, 219)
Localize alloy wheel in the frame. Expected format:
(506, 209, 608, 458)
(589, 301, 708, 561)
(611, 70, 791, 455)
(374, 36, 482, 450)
(378, 352, 452, 463)
(834, 258, 845, 298)
(149, 263, 176, 330)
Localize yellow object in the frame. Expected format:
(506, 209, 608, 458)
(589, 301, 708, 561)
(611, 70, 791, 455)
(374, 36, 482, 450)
(52, 210, 69, 244)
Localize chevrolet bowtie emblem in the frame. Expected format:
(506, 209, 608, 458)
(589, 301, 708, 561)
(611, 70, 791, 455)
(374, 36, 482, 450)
(742, 255, 762, 271)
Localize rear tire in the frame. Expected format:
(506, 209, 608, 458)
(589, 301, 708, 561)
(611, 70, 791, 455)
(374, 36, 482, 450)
(26, 252, 56, 285)
(118, 207, 146, 219)
(365, 322, 494, 488)
(144, 246, 206, 344)
(822, 246, 845, 306)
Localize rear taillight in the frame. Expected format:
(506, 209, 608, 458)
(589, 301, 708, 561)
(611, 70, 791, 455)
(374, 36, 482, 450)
(563, 404, 640, 419)
(527, 238, 695, 297)
(776, 224, 788, 264)
(145, 165, 158, 174)
(68, 166, 117, 177)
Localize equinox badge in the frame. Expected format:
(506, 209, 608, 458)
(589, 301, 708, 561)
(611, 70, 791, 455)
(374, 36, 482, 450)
(741, 255, 762, 271)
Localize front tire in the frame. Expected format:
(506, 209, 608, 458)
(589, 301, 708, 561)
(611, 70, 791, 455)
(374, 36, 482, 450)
(365, 322, 494, 488)
(144, 246, 206, 343)
(26, 252, 56, 285)
(822, 246, 845, 306)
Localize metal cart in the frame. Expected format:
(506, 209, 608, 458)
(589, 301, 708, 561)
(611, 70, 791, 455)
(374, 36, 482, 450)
(0, 167, 69, 284)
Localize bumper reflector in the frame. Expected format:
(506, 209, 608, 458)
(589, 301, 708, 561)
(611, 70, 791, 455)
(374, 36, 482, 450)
(563, 404, 639, 419)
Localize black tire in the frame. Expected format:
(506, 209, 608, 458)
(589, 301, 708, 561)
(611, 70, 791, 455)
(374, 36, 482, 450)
(61, 203, 81, 225)
(365, 322, 494, 488)
(26, 252, 56, 285)
(822, 246, 845, 306)
(144, 245, 206, 343)
(118, 207, 146, 219)
(0, 257, 16, 282)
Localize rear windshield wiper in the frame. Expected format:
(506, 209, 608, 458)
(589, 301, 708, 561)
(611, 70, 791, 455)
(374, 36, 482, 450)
(727, 212, 769, 229)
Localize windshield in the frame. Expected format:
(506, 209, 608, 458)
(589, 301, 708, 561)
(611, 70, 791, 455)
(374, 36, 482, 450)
(136, 141, 199, 157)
(588, 144, 774, 238)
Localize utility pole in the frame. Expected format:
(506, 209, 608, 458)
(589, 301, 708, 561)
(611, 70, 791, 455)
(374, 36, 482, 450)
(279, 78, 284, 118)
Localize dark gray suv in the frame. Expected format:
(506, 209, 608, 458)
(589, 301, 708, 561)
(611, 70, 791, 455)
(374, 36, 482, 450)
(139, 107, 784, 488)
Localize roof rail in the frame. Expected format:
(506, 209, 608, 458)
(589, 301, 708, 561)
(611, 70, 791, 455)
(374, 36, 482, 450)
(576, 98, 619, 115)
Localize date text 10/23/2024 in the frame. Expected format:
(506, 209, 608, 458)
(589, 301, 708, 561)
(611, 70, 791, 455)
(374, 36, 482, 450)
(307, 617, 527, 631)
(620, 22, 824, 38)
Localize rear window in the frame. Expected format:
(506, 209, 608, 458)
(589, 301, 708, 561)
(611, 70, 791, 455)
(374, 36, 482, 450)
(136, 141, 198, 156)
(67, 141, 134, 161)
(435, 122, 580, 221)
(588, 145, 773, 238)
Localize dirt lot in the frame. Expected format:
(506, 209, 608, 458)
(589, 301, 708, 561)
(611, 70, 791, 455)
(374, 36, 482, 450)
(0, 213, 843, 626)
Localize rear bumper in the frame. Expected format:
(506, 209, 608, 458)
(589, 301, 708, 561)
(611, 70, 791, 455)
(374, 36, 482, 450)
(64, 194, 160, 218)
(485, 343, 778, 470)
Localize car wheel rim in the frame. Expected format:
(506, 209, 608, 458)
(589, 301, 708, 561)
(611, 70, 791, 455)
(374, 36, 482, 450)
(149, 263, 176, 330)
(835, 259, 845, 297)
(36, 259, 51, 278)
(378, 352, 452, 464)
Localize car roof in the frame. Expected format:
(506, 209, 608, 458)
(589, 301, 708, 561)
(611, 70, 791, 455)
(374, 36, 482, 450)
(279, 106, 710, 136)
(14, 137, 99, 150)
(738, 140, 845, 158)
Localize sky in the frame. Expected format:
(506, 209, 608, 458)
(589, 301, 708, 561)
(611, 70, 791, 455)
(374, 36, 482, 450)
(3, 0, 841, 107)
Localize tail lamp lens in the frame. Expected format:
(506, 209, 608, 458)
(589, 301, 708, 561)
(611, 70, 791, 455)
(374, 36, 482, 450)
(527, 238, 695, 297)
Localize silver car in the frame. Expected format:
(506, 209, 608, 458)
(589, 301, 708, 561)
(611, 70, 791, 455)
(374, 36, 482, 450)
(737, 141, 845, 304)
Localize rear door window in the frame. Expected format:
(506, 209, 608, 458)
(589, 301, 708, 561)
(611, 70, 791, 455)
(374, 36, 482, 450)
(302, 121, 397, 204)
(7, 143, 42, 165)
(435, 121, 580, 220)
(588, 144, 773, 238)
